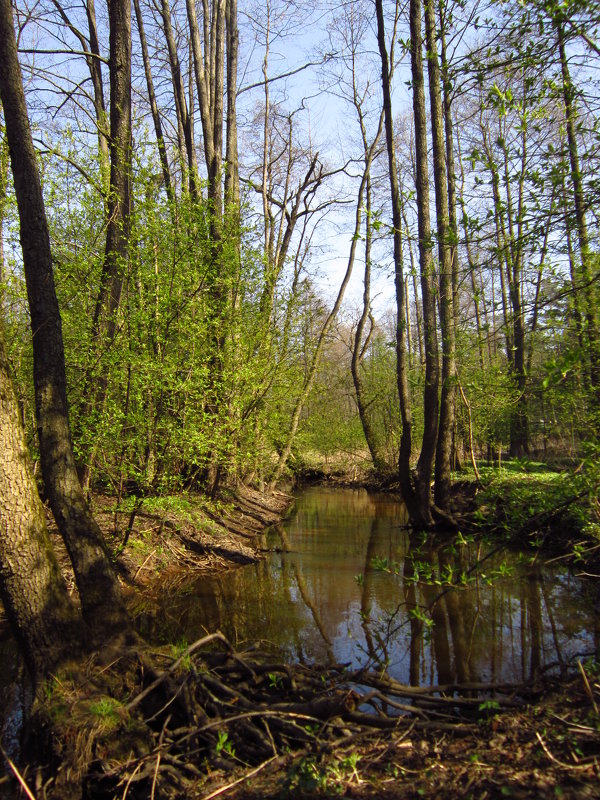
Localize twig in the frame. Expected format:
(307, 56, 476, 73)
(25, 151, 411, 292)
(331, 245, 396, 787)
(535, 732, 598, 771)
(199, 755, 279, 800)
(133, 549, 157, 581)
(150, 753, 160, 800)
(578, 660, 599, 716)
(121, 759, 143, 799)
(0, 744, 36, 800)
(126, 631, 232, 711)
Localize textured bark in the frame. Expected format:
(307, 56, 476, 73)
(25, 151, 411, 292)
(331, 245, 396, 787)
(0, 330, 80, 685)
(224, 0, 239, 208)
(186, 0, 230, 493)
(91, 0, 132, 347)
(0, 0, 128, 633)
(78, 0, 133, 490)
(187, 0, 224, 218)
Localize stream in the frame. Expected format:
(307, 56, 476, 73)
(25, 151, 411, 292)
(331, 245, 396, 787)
(138, 486, 600, 684)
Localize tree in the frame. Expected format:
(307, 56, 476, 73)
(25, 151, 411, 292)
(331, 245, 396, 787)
(0, 0, 128, 634)
(425, 0, 457, 506)
(0, 326, 80, 686)
(79, 0, 133, 490)
(376, 0, 441, 527)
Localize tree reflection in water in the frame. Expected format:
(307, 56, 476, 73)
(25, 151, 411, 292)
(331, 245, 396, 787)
(141, 487, 597, 684)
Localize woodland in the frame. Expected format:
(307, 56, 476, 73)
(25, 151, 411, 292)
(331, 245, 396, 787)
(1, 0, 600, 796)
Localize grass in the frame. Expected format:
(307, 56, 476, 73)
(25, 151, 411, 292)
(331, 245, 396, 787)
(461, 458, 600, 563)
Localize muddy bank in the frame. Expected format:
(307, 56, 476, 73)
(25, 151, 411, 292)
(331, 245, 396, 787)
(32, 484, 294, 607)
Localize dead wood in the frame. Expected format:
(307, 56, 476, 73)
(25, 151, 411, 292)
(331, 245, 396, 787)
(27, 631, 599, 800)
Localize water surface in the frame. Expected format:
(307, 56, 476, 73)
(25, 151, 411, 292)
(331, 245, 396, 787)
(140, 486, 599, 685)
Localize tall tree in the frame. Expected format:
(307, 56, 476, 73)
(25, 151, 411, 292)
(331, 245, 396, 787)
(0, 0, 128, 633)
(425, 0, 456, 507)
(376, 0, 440, 526)
(79, 0, 133, 490)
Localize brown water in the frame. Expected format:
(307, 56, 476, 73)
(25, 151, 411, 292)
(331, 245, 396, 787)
(139, 486, 600, 685)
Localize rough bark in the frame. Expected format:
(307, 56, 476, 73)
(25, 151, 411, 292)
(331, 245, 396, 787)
(0, 0, 129, 633)
(0, 329, 80, 685)
(79, 0, 133, 490)
(224, 0, 239, 209)
(161, 0, 198, 196)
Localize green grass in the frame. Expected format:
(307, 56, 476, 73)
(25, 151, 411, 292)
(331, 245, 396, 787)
(470, 458, 600, 550)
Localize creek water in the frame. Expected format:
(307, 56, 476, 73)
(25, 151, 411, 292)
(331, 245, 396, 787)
(139, 486, 599, 685)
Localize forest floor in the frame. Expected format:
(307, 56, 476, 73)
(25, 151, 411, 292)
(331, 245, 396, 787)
(2, 468, 600, 799)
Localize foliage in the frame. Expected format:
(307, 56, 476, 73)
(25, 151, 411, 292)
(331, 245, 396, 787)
(476, 459, 600, 547)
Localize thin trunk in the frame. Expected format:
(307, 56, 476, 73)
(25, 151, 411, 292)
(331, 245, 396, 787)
(161, 0, 198, 196)
(352, 175, 386, 473)
(408, 0, 439, 524)
(557, 19, 600, 395)
(561, 171, 585, 351)
(527, 191, 554, 375)
(80, 0, 133, 490)
(269, 143, 378, 488)
(425, 0, 455, 511)
(133, 0, 174, 203)
(224, 0, 239, 208)
(498, 103, 528, 456)
(481, 122, 513, 361)
(376, 0, 416, 518)
(456, 132, 485, 370)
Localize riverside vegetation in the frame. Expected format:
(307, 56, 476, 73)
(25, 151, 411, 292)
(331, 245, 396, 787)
(1, 0, 600, 795)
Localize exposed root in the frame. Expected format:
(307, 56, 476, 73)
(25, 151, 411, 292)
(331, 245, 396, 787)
(14, 632, 598, 799)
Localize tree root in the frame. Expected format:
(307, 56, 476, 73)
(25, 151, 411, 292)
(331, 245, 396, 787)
(24, 632, 597, 799)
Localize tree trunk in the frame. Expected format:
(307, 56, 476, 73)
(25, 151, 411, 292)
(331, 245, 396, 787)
(556, 19, 600, 397)
(410, 0, 440, 524)
(133, 0, 174, 203)
(78, 0, 133, 490)
(425, 0, 455, 511)
(351, 177, 387, 473)
(161, 0, 198, 196)
(0, 328, 80, 686)
(268, 149, 376, 488)
(376, 0, 439, 527)
(0, 0, 129, 634)
(224, 0, 239, 209)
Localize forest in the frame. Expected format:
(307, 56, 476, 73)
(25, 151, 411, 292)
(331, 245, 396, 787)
(0, 0, 600, 796)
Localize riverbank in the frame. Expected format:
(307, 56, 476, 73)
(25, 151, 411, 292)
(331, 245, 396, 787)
(2, 471, 600, 799)
(35, 483, 295, 609)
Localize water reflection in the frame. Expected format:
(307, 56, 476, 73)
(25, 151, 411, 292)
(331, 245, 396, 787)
(140, 486, 598, 685)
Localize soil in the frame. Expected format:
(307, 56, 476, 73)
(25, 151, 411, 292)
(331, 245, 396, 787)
(1, 478, 599, 799)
